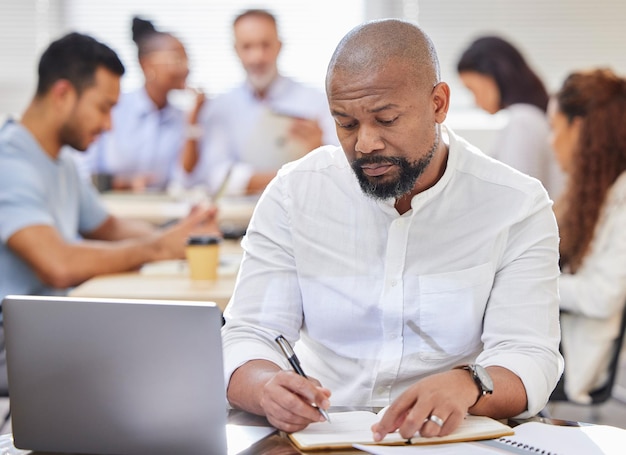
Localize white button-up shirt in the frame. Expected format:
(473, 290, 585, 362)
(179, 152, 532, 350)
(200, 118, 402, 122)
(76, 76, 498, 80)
(559, 171, 626, 403)
(222, 126, 563, 417)
(490, 104, 565, 200)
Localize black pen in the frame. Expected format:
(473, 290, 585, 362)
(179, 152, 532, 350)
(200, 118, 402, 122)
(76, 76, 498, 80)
(275, 335, 332, 423)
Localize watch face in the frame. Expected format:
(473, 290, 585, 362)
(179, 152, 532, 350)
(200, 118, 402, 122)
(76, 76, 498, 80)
(473, 364, 494, 392)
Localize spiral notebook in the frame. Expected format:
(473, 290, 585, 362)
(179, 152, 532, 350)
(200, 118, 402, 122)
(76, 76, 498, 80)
(480, 421, 626, 455)
(354, 421, 626, 454)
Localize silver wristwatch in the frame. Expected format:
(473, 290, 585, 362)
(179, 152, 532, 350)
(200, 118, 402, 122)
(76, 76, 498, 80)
(455, 364, 494, 402)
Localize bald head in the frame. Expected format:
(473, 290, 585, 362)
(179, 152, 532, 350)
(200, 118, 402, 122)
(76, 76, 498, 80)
(326, 19, 440, 91)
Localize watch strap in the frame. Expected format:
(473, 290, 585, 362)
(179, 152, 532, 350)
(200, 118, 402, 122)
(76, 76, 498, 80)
(454, 364, 493, 405)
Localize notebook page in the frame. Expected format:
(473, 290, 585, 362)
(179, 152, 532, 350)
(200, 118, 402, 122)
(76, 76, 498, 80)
(292, 411, 406, 446)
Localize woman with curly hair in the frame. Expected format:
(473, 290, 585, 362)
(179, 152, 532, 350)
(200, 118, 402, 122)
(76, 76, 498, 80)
(549, 68, 626, 403)
(457, 36, 565, 199)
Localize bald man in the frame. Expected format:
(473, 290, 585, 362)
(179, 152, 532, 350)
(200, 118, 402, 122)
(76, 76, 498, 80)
(222, 19, 563, 440)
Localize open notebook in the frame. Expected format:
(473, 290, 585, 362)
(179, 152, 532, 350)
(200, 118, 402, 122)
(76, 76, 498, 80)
(288, 409, 513, 451)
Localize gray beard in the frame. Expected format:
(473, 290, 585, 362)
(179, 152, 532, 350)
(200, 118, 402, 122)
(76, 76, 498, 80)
(351, 137, 438, 200)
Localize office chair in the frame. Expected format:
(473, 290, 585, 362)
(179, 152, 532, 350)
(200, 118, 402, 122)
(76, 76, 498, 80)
(541, 302, 626, 420)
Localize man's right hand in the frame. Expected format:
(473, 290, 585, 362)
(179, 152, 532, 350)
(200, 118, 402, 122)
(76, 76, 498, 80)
(259, 370, 331, 432)
(227, 359, 331, 433)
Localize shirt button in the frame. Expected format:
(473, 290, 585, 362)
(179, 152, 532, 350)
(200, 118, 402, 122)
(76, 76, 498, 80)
(390, 280, 398, 287)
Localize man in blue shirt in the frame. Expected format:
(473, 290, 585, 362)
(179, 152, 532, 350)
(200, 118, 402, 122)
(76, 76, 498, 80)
(0, 32, 217, 394)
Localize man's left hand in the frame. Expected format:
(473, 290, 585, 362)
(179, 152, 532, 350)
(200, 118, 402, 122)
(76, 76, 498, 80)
(371, 369, 479, 441)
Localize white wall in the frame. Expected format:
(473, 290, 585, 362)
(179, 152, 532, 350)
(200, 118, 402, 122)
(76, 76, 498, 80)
(417, 0, 626, 108)
(0, 0, 366, 116)
(2, 0, 626, 129)
(0, 0, 65, 116)
(62, 0, 364, 97)
(417, 0, 626, 152)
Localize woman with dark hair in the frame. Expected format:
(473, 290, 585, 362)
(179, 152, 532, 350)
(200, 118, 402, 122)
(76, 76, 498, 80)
(457, 36, 564, 199)
(549, 68, 626, 403)
(79, 17, 205, 191)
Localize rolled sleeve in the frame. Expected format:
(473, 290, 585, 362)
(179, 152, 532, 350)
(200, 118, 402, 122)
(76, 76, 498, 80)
(221, 323, 290, 387)
(478, 189, 563, 416)
(222, 175, 303, 385)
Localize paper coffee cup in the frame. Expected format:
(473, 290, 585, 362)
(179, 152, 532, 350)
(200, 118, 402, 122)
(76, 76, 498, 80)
(185, 235, 221, 281)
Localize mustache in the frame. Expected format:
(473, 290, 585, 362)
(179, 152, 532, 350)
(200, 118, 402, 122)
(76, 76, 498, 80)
(352, 155, 404, 167)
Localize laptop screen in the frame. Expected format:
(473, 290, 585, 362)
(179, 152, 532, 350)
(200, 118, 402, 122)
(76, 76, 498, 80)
(2, 295, 227, 455)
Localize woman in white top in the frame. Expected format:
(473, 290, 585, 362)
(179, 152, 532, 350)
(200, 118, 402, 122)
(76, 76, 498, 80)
(457, 36, 564, 200)
(80, 17, 205, 191)
(548, 68, 626, 404)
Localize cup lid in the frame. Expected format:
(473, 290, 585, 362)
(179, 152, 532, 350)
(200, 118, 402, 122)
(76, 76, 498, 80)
(186, 235, 221, 245)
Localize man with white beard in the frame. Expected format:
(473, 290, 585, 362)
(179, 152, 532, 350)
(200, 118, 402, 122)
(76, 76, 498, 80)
(180, 9, 338, 196)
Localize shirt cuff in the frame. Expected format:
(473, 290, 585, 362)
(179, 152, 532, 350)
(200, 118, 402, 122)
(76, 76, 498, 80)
(222, 333, 290, 390)
(478, 352, 563, 418)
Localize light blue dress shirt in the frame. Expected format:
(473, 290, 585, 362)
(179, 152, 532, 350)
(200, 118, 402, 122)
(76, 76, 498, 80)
(77, 87, 187, 190)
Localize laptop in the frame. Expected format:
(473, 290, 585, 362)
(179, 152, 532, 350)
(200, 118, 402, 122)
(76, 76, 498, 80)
(2, 295, 228, 455)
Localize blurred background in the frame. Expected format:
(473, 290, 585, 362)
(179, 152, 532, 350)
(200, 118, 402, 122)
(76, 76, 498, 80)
(1, 0, 625, 148)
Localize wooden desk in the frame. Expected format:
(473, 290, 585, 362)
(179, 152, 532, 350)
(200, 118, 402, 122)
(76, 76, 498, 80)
(69, 239, 243, 311)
